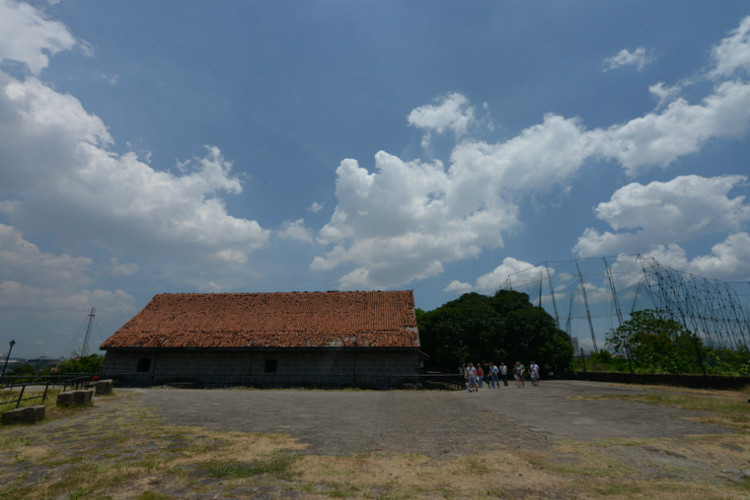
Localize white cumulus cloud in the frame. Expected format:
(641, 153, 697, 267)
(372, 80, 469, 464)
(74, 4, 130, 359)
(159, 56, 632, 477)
(315, 14, 750, 290)
(408, 92, 477, 149)
(312, 150, 517, 289)
(0, 0, 77, 75)
(574, 175, 750, 257)
(603, 47, 653, 72)
(445, 257, 550, 296)
(709, 15, 750, 79)
(0, 71, 270, 263)
(278, 219, 314, 244)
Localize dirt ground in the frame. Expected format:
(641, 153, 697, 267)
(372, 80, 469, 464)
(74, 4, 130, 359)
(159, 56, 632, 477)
(1, 380, 749, 499)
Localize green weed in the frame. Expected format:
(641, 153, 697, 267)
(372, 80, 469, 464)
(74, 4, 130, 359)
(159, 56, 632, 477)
(204, 448, 300, 480)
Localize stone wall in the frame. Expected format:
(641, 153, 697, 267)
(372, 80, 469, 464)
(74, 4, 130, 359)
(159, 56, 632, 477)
(103, 348, 420, 389)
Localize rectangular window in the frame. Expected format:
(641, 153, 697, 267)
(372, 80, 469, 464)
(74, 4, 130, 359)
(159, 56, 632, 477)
(137, 358, 151, 372)
(264, 359, 278, 373)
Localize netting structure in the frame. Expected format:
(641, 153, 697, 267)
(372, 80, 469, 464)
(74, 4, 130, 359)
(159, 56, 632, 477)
(500, 255, 750, 353)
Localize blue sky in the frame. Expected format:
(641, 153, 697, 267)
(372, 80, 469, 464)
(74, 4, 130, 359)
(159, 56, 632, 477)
(1, 0, 749, 358)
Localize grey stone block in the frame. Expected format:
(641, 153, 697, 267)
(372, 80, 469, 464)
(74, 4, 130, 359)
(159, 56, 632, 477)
(1, 405, 45, 425)
(56, 389, 94, 408)
(94, 379, 113, 395)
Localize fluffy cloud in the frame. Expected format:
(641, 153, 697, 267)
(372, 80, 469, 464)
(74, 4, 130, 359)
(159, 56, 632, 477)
(574, 175, 750, 257)
(408, 92, 477, 149)
(0, 0, 76, 75)
(603, 47, 653, 72)
(314, 17, 750, 290)
(407, 92, 475, 137)
(450, 114, 592, 195)
(610, 232, 750, 285)
(445, 257, 549, 295)
(278, 219, 314, 244)
(594, 80, 750, 175)
(0, 1, 274, 324)
(312, 151, 517, 289)
(709, 15, 750, 79)
(0, 72, 270, 264)
(685, 232, 750, 280)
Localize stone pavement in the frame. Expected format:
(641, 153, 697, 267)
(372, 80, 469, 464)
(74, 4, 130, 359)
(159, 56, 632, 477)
(131, 380, 733, 457)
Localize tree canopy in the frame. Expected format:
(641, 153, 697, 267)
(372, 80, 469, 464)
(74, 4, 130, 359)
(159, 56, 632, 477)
(417, 290, 573, 374)
(605, 309, 703, 374)
(56, 353, 105, 374)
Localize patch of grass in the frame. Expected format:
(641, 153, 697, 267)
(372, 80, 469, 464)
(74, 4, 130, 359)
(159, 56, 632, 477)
(0, 434, 33, 450)
(307, 480, 363, 498)
(576, 386, 750, 429)
(3, 387, 750, 499)
(455, 456, 491, 475)
(203, 448, 300, 481)
(640, 390, 750, 426)
(137, 491, 176, 500)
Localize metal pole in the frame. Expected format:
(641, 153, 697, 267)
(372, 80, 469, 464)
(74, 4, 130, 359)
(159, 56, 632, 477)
(580, 348, 587, 375)
(82, 307, 95, 356)
(0, 339, 16, 383)
(692, 334, 709, 388)
(545, 262, 560, 328)
(575, 260, 598, 353)
(625, 343, 635, 383)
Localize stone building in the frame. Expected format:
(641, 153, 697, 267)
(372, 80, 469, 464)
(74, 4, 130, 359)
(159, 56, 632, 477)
(100, 290, 420, 388)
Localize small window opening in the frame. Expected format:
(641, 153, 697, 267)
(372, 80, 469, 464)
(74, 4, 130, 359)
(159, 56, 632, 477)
(137, 358, 151, 372)
(264, 359, 278, 373)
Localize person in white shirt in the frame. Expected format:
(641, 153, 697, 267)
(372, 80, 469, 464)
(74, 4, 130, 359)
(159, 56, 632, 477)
(529, 361, 540, 386)
(499, 362, 508, 386)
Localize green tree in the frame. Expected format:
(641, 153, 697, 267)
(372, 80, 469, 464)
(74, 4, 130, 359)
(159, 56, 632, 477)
(705, 346, 750, 376)
(56, 352, 104, 374)
(606, 309, 702, 374)
(418, 290, 573, 374)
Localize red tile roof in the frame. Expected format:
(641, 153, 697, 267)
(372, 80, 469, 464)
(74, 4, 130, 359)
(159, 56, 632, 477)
(101, 291, 419, 350)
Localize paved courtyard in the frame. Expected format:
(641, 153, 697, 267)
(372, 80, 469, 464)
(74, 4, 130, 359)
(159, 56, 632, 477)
(134, 380, 733, 457)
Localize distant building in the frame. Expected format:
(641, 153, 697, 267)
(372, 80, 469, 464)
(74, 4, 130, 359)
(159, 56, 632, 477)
(100, 291, 421, 388)
(571, 336, 579, 353)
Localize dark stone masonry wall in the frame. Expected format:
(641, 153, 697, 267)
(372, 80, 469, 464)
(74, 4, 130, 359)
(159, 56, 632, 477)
(103, 348, 420, 389)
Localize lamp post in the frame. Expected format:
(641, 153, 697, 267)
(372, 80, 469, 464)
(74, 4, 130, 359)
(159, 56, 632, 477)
(1, 339, 16, 383)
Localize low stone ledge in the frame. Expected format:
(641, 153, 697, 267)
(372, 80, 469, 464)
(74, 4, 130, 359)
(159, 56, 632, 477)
(94, 379, 113, 395)
(56, 389, 94, 408)
(1, 405, 45, 425)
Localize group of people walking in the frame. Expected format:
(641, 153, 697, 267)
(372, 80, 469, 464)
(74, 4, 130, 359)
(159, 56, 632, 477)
(463, 361, 540, 392)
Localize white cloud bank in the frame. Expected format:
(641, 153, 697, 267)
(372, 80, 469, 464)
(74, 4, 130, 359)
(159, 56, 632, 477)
(574, 175, 750, 257)
(314, 16, 750, 290)
(2, 1, 749, 311)
(0, 71, 270, 262)
(0, 1, 271, 318)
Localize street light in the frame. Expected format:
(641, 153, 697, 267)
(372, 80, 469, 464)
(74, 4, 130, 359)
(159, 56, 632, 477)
(0, 339, 16, 383)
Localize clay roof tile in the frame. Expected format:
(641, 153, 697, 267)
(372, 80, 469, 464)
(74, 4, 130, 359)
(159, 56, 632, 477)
(101, 290, 419, 350)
